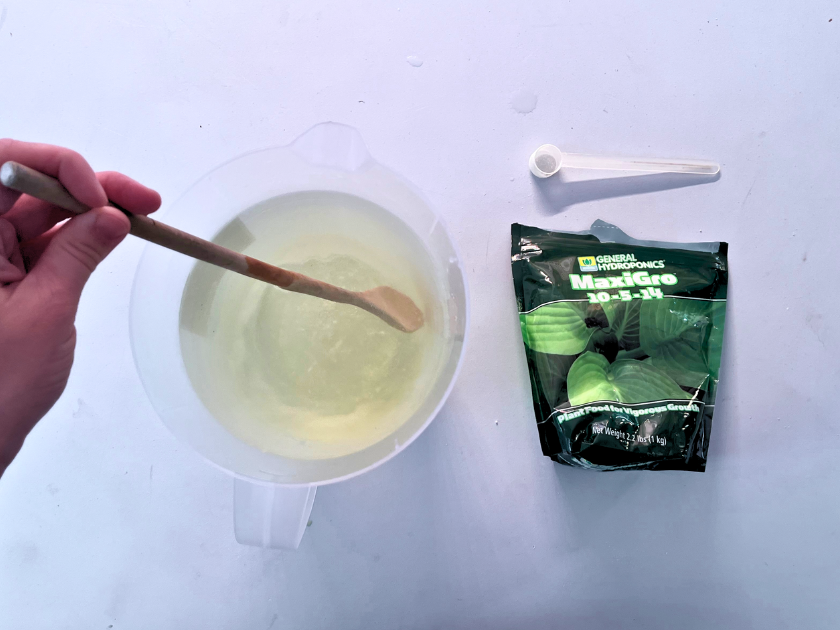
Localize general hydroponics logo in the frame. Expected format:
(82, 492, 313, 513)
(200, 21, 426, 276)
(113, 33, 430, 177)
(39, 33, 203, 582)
(578, 256, 598, 271)
(576, 253, 666, 271)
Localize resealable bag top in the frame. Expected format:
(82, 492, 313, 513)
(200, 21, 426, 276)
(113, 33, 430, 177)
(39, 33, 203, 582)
(511, 220, 728, 471)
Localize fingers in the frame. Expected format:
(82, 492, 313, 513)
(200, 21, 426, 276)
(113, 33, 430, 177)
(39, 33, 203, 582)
(3, 168, 160, 244)
(2, 195, 74, 243)
(0, 218, 25, 283)
(23, 207, 130, 308)
(97, 171, 162, 215)
(0, 141, 161, 304)
(18, 224, 60, 270)
(0, 139, 107, 212)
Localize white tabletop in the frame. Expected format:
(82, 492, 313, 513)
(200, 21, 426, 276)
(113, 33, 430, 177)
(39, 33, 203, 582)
(2, 1, 838, 628)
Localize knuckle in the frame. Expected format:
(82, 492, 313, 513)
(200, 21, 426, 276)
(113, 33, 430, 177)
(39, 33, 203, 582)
(64, 147, 83, 162)
(59, 149, 88, 174)
(0, 216, 16, 235)
(98, 171, 129, 197)
(96, 170, 120, 191)
(0, 218, 18, 255)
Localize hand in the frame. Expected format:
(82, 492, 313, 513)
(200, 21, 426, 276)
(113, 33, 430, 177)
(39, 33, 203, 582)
(0, 140, 161, 477)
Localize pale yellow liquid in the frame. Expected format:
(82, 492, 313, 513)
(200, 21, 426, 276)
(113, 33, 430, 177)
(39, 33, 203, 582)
(179, 192, 449, 460)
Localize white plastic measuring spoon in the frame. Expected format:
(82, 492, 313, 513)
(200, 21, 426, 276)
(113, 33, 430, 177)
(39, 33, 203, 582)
(529, 144, 720, 178)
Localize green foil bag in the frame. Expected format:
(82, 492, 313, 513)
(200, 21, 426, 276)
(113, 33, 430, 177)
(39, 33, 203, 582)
(511, 220, 728, 471)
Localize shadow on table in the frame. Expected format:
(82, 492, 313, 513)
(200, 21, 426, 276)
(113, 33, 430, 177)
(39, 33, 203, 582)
(281, 393, 749, 630)
(533, 170, 721, 215)
(448, 597, 756, 630)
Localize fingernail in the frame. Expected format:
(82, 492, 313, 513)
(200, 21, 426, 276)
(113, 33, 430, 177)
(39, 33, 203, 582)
(93, 208, 130, 242)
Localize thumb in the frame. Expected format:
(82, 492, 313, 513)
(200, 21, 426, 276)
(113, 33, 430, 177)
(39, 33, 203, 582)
(27, 207, 130, 305)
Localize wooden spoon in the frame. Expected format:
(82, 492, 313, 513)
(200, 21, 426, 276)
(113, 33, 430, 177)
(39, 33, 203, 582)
(0, 161, 425, 333)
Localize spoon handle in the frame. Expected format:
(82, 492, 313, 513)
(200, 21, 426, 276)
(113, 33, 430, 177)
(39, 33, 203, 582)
(0, 160, 290, 281)
(0, 160, 423, 332)
(562, 152, 720, 175)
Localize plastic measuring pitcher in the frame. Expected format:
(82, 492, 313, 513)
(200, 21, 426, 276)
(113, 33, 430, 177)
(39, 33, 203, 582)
(129, 123, 469, 549)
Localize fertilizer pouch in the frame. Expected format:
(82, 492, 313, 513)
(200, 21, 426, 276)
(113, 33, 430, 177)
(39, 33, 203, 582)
(511, 220, 728, 471)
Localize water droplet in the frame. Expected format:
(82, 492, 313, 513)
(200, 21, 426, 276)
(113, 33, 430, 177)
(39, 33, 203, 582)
(510, 89, 538, 114)
(406, 55, 424, 67)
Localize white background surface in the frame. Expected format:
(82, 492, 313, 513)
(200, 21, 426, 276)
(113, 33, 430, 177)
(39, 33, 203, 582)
(1, 1, 839, 628)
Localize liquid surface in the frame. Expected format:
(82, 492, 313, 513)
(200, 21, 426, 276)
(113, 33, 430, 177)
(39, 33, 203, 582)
(179, 192, 449, 460)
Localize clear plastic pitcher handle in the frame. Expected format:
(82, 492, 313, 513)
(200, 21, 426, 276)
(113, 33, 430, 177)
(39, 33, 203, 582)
(233, 479, 317, 549)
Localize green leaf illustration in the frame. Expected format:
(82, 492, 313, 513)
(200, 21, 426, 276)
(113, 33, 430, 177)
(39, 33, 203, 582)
(588, 300, 642, 361)
(520, 302, 596, 355)
(567, 352, 690, 406)
(643, 356, 710, 391)
(532, 352, 577, 407)
(639, 299, 726, 389)
(601, 300, 641, 350)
